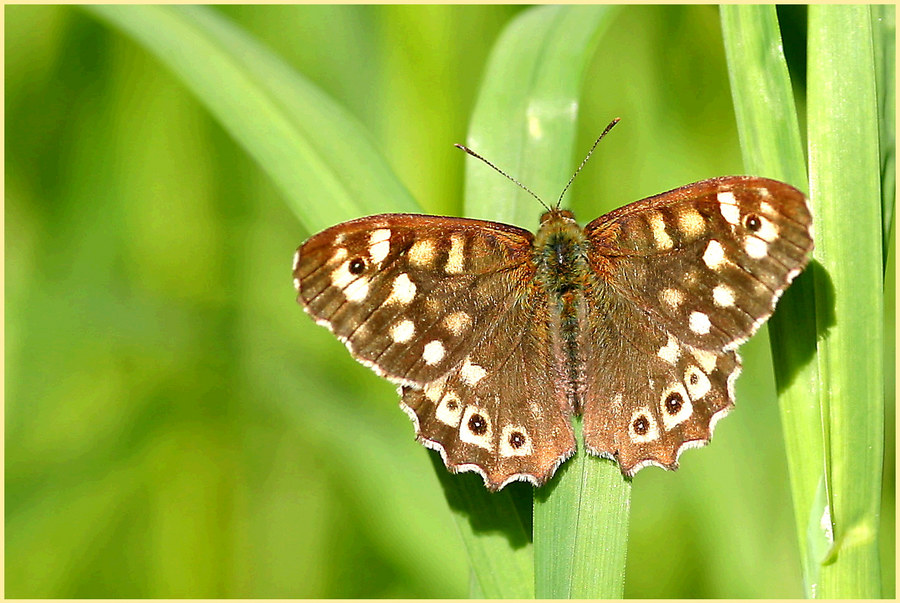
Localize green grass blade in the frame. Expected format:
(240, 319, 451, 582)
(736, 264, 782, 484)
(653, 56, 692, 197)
(720, 6, 808, 185)
(83, 5, 419, 232)
(460, 5, 626, 599)
(719, 6, 823, 596)
(808, 5, 884, 597)
(871, 5, 895, 261)
(534, 420, 631, 598)
(432, 470, 536, 599)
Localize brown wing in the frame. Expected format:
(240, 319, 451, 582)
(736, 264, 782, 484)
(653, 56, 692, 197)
(294, 214, 535, 385)
(580, 280, 740, 475)
(294, 213, 575, 489)
(400, 282, 575, 490)
(583, 176, 813, 351)
(580, 177, 811, 474)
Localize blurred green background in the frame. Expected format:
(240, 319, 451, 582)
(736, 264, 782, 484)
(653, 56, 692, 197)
(5, 5, 894, 598)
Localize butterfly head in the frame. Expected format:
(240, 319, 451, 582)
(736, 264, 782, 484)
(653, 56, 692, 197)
(539, 208, 577, 226)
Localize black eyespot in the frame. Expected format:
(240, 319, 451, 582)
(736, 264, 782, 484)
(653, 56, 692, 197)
(445, 399, 458, 411)
(468, 413, 487, 435)
(744, 214, 762, 231)
(633, 415, 649, 435)
(348, 258, 366, 274)
(690, 372, 699, 385)
(665, 392, 683, 415)
(509, 431, 526, 449)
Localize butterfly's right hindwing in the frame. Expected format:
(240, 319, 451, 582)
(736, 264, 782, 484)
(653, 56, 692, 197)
(400, 282, 575, 490)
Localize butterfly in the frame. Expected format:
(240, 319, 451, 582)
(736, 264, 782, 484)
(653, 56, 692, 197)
(292, 120, 813, 491)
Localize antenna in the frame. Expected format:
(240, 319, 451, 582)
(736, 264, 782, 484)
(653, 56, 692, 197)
(555, 117, 619, 208)
(454, 143, 551, 212)
(455, 117, 621, 213)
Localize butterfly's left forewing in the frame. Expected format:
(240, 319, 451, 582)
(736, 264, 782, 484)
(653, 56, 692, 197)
(583, 177, 813, 351)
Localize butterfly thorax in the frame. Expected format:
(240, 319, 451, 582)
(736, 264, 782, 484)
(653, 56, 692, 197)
(534, 209, 589, 295)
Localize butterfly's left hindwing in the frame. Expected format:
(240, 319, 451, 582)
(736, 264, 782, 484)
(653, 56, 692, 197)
(400, 282, 576, 490)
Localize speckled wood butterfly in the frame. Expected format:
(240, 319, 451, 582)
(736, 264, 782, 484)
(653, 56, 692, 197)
(293, 121, 813, 491)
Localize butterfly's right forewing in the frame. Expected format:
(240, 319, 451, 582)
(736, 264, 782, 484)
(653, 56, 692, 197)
(295, 214, 530, 385)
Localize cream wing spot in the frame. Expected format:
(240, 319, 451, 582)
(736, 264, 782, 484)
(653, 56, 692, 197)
(460, 357, 487, 386)
(444, 311, 472, 336)
(368, 229, 392, 265)
(689, 346, 718, 374)
(657, 335, 681, 365)
(389, 319, 415, 343)
(649, 212, 674, 249)
(685, 365, 712, 399)
(408, 239, 437, 267)
(712, 284, 735, 307)
(330, 255, 356, 290)
(385, 273, 416, 305)
(689, 311, 711, 335)
(702, 240, 727, 270)
(754, 216, 779, 242)
(500, 425, 533, 457)
(677, 209, 706, 238)
(460, 406, 493, 450)
(330, 247, 349, 266)
(629, 407, 660, 443)
(445, 234, 465, 274)
(422, 340, 445, 366)
(718, 192, 741, 224)
(744, 237, 769, 259)
(660, 287, 684, 309)
(423, 381, 443, 402)
(435, 392, 463, 427)
(343, 276, 370, 302)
